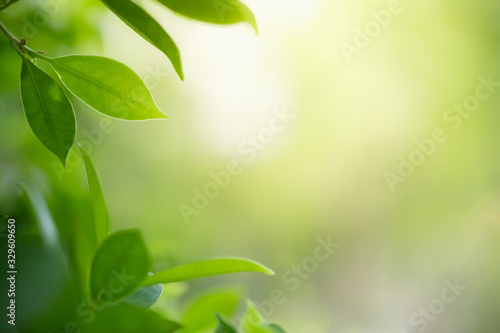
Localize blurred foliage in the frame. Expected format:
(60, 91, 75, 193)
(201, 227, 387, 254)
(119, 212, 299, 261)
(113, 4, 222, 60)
(0, 0, 288, 332)
(2, 0, 500, 332)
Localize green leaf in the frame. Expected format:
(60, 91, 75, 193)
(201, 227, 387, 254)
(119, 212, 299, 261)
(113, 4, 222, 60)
(78, 145, 109, 244)
(157, 0, 257, 33)
(82, 303, 181, 333)
(101, 0, 183, 79)
(0, 0, 20, 11)
(240, 300, 286, 333)
(20, 59, 75, 165)
(16, 179, 62, 251)
(90, 229, 151, 304)
(16, 178, 70, 278)
(215, 314, 238, 333)
(50, 55, 167, 120)
(241, 300, 266, 333)
(180, 287, 242, 333)
(120, 280, 163, 309)
(267, 324, 286, 333)
(142, 257, 274, 286)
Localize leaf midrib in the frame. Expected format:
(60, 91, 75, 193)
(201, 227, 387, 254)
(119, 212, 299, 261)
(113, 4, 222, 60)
(54, 59, 153, 113)
(25, 61, 62, 154)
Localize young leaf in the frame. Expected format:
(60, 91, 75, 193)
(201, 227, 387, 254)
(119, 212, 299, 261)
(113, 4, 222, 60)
(90, 229, 151, 304)
(20, 59, 76, 165)
(157, 0, 258, 33)
(180, 287, 242, 332)
(120, 281, 163, 309)
(215, 314, 238, 333)
(82, 303, 181, 333)
(78, 145, 109, 244)
(50, 55, 167, 120)
(142, 257, 274, 286)
(101, 0, 183, 79)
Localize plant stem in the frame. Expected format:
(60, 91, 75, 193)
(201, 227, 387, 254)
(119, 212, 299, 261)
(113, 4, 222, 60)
(23, 46, 53, 62)
(0, 18, 53, 62)
(0, 18, 27, 59)
(0, 18, 20, 45)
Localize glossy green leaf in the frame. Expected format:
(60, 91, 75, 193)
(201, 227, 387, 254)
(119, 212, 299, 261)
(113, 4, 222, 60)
(82, 303, 181, 333)
(157, 0, 257, 33)
(215, 314, 237, 333)
(142, 257, 274, 286)
(101, 0, 183, 79)
(180, 287, 242, 332)
(78, 145, 108, 244)
(90, 229, 151, 304)
(20, 59, 75, 165)
(50, 55, 167, 120)
(120, 280, 163, 309)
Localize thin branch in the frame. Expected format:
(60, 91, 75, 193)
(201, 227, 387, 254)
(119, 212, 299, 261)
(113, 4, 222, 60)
(0, 19, 44, 61)
(0, 18, 20, 46)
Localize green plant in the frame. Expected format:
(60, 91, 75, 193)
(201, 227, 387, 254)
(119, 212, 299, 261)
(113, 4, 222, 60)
(0, 0, 287, 332)
(0, 0, 257, 165)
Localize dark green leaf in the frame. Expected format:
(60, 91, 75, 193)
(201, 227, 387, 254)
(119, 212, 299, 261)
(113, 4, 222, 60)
(79, 145, 108, 244)
(215, 314, 237, 333)
(82, 303, 181, 333)
(16, 179, 70, 279)
(0, 0, 20, 11)
(142, 257, 274, 286)
(90, 229, 151, 304)
(50, 55, 167, 120)
(180, 287, 242, 332)
(101, 0, 183, 79)
(157, 0, 257, 33)
(20, 59, 75, 165)
(16, 179, 62, 251)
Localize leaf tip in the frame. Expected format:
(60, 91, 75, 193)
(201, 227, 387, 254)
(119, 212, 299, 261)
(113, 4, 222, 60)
(264, 267, 275, 276)
(58, 152, 69, 168)
(175, 66, 184, 81)
(250, 22, 259, 35)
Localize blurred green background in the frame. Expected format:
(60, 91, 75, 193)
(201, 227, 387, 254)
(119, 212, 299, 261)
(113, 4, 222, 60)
(2, 0, 500, 332)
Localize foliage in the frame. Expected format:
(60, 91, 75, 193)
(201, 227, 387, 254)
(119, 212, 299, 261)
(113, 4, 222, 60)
(0, 0, 287, 332)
